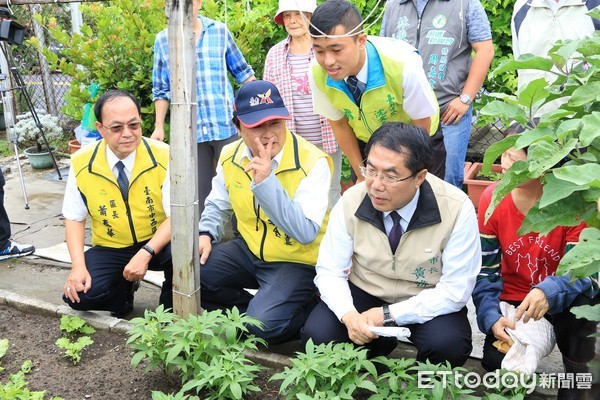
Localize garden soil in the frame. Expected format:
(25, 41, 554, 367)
(0, 305, 283, 400)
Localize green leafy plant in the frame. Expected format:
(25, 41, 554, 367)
(341, 154, 353, 183)
(126, 304, 178, 375)
(29, 0, 166, 133)
(409, 359, 474, 399)
(271, 339, 378, 400)
(479, 13, 600, 321)
(128, 306, 265, 400)
(55, 336, 94, 365)
(0, 357, 63, 400)
(59, 315, 96, 338)
(54, 315, 95, 365)
(368, 357, 420, 400)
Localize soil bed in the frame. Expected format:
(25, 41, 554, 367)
(0, 305, 282, 399)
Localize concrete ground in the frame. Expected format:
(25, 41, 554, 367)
(0, 154, 564, 398)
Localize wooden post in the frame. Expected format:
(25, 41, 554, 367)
(168, 0, 201, 317)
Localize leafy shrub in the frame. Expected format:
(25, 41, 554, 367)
(128, 306, 265, 400)
(479, 16, 600, 317)
(271, 339, 378, 399)
(13, 111, 64, 152)
(29, 0, 166, 133)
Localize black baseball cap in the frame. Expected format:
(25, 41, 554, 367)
(233, 80, 291, 128)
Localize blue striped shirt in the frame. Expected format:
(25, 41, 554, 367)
(152, 15, 255, 142)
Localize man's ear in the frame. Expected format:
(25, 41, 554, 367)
(95, 121, 106, 139)
(415, 169, 428, 188)
(357, 33, 367, 49)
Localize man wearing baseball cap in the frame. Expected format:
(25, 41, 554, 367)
(198, 80, 333, 344)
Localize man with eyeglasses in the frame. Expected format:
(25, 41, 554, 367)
(62, 90, 173, 318)
(302, 122, 481, 367)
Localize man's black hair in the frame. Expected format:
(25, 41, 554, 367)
(309, 0, 363, 38)
(365, 122, 433, 174)
(94, 90, 141, 123)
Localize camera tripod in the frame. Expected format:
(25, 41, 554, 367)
(0, 42, 62, 209)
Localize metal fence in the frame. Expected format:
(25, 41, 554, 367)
(4, 2, 504, 162)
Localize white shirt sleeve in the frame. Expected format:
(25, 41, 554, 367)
(61, 165, 87, 221)
(309, 63, 345, 121)
(389, 198, 482, 325)
(314, 199, 357, 320)
(401, 52, 439, 120)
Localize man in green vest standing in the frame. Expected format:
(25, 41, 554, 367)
(62, 90, 173, 318)
(308, 0, 445, 181)
(198, 80, 332, 344)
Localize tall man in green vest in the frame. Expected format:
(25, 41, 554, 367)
(308, 0, 445, 181)
(198, 80, 332, 344)
(62, 90, 173, 318)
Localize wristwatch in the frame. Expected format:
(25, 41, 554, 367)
(382, 304, 396, 327)
(459, 93, 472, 105)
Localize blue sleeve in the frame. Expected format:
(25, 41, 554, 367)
(152, 31, 171, 101)
(472, 230, 504, 334)
(224, 28, 255, 84)
(251, 173, 320, 245)
(466, 0, 492, 43)
(535, 276, 593, 315)
(472, 268, 504, 334)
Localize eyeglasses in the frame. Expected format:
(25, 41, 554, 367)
(101, 121, 142, 134)
(359, 164, 416, 185)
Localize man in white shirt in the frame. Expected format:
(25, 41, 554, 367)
(198, 80, 332, 344)
(302, 122, 481, 366)
(62, 90, 172, 318)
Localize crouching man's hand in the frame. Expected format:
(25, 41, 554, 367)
(341, 310, 379, 345)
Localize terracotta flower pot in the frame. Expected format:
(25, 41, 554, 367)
(464, 162, 503, 212)
(68, 139, 82, 154)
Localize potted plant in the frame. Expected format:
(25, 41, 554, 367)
(463, 162, 503, 212)
(13, 110, 63, 169)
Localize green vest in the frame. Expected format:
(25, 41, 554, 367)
(220, 130, 331, 264)
(71, 138, 169, 247)
(312, 36, 439, 142)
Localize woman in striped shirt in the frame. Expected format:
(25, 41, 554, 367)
(264, 0, 342, 208)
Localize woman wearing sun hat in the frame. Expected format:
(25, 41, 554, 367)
(264, 0, 342, 209)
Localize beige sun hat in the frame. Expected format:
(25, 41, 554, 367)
(274, 0, 318, 25)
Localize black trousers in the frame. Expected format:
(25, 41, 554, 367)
(301, 282, 472, 367)
(0, 168, 11, 250)
(481, 294, 599, 371)
(63, 242, 173, 314)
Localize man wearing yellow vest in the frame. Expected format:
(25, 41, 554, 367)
(308, 0, 445, 181)
(302, 122, 480, 366)
(62, 90, 173, 318)
(198, 80, 332, 344)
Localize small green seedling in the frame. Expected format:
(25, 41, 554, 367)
(56, 336, 94, 365)
(59, 314, 96, 337)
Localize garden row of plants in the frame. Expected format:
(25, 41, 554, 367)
(127, 306, 531, 400)
(0, 315, 94, 399)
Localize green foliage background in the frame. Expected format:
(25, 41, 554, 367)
(26, 0, 515, 134)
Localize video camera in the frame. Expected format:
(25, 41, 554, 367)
(0, 7, 24, 46)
